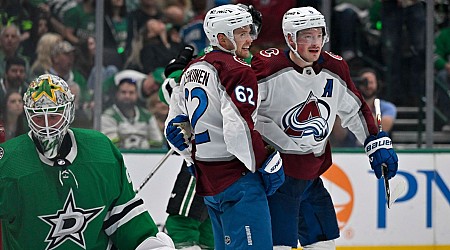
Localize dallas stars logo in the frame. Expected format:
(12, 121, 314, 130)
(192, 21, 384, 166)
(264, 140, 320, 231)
(39, 189, 104, 250)
(30, 75, 65, 104)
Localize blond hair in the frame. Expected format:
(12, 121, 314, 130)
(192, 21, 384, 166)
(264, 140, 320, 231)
(30, 33, 63, 77)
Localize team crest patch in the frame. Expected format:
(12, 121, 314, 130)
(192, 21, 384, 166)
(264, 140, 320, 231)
(39, 189, 104, 249)
(0, 147, 4, 159)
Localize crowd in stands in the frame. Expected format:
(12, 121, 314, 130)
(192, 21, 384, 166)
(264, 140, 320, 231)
(0, 0, 447, 148)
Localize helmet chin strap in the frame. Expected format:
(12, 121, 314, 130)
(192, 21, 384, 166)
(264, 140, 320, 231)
(217, 36, 237, 56)
(290, 43, 313, 66)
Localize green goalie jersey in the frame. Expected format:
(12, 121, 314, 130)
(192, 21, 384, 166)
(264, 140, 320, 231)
(0, 128, 158, 249)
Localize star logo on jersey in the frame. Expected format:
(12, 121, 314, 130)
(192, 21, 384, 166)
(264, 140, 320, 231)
(30, 75, 64, 104)
(282, 91, 330, 141)
(39, 189, 104, 250)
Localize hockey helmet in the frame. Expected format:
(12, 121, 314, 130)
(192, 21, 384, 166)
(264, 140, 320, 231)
(282, 7, 329, 51)
(23, 74, 75, 158)
(203, 4, 257, 53)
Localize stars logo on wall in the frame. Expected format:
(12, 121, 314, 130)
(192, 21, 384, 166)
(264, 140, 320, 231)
(39, 189, 104, 250)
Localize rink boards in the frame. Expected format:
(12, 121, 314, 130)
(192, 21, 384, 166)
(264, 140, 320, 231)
(124, 151, 450, 249)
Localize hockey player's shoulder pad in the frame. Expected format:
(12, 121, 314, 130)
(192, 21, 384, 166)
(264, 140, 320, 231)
(318, 51, 351, 81)
(252, 48, 292, 80)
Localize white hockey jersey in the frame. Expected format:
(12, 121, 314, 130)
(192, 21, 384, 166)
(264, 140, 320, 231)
(252, 49, 378, 180)
(166, 50, 267, 196)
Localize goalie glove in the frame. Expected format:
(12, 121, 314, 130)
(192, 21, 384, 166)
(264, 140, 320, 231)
(364, 131, 398, 179)
(258, 151, 285, 196)
(135, 232, 175, 250)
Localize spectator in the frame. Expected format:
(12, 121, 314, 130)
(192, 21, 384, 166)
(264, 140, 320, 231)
(125, 0, 164, 57)
(434, 25, 450, 131)
(101, 77, 164, 149)
(30, 32, 63, 78)
(22, 13, 50, 65)
(103, 68, 163, 108)
(48, 40, 93, 128)
(380, 0, 425, 106)
(44, 0, 77, 22)
(35, 0, 71, 37)
(331, 67, 397, 147)
(140, 18, 185, 74)
(11, 2, 51, 65)
(62, 0, 96, 45)
(164, 4, 186, 28)
(0, 90, 27, 141)
(0, 57, 28, 114)
(179, 0, 209, 54)
(0, 0, 33, 42)
(104, 0, 129, 69)
(331, 0, 373, 61)
(0, 24, 29, 78)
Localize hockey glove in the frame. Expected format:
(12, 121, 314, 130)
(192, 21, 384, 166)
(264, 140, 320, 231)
(136, 232, 175, 250)
(166, 114, 191, 151)
(237, 4, 262, 37)
(364, 131, 398, 179)
(259, 151, 285, 196)
(164, 45, 195, 77)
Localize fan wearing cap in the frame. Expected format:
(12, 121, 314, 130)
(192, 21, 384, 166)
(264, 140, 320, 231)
(101, 75, 164, 149)
(48, 40, 92, 128)
(0, 73, 175, 249)
(102, 68, 165, 108)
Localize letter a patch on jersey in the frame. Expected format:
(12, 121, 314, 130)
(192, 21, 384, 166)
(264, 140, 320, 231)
(282, 92, 330, 141)
(39, 189, 104, 250)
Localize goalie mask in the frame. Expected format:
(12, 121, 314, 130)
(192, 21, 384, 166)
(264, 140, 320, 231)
(23, 74, 75, 159)
(203, 4, 258, 55)
(282, 7, 329, 61)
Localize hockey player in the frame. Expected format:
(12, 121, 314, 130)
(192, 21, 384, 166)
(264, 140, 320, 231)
(0, 74, 175, 249)
(251, 7, 399, 249)
(160, 45, 215, 250)
(161, 6, 262, 248)
(164, 4, 284, 250)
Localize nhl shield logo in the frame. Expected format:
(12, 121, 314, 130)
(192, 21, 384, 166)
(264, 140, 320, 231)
(224, 235, 231, 245)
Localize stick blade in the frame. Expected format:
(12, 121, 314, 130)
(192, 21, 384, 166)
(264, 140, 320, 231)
(388, 179, 407, 208)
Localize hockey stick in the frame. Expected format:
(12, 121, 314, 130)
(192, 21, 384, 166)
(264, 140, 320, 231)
(374, 99, 391, 208)
(135, 148, 174, 193)
(374, 99, 406, 208)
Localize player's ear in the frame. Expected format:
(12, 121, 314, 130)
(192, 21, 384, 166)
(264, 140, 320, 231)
(218, 33, 227, 46)
(287, 33, 296, 48)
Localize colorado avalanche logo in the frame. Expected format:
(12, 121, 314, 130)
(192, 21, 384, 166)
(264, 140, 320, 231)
(282, 92, 330, 141)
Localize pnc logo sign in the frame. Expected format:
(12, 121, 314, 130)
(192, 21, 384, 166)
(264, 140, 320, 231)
(322, 163, 354, 230)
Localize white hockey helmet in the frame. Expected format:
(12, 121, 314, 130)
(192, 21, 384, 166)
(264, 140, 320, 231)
(282, 7, 329, 51)
(23, 74, 75, 158)
(203, 4, 256, 54)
